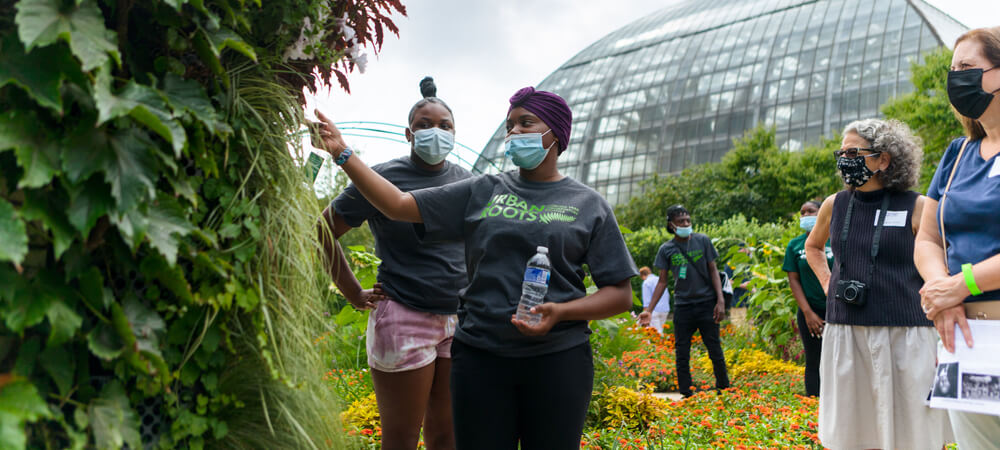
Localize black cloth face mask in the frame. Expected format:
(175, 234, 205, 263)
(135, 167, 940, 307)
(948, 66, 1000, 119)
(837, 155, 878, 187)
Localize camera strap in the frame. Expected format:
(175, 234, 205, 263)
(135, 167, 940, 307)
(838, 191, 892, 284)
(677, 241, 710, 283)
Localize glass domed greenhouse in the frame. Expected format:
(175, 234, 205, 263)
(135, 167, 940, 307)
(472, 0, 966, 205)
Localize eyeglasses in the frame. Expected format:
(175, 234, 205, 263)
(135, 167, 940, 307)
(834, 148, 880, 159)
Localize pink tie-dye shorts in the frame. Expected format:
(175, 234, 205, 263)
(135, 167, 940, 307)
(366, 299, 458, 372)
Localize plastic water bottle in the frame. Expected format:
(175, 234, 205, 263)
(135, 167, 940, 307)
(516, 246, 551, 325)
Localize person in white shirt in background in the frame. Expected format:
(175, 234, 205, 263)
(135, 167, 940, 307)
(639, 267, 670, 333)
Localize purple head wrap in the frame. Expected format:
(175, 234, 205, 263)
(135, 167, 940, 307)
(507, 87, 572, 153)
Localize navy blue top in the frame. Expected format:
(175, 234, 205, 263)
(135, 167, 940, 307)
(927, 138, 1000, 303)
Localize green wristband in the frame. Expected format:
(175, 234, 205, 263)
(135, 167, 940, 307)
(962, 263, 983, 296)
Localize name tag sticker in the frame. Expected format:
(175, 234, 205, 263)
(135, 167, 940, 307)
(874, 210, 908, 227)
(990, 158, 1000, 178)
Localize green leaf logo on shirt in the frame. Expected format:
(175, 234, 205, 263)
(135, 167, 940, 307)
(670, 250, 703, 266)
(479, 194, 579, 224)
(539, 212, 575, 223)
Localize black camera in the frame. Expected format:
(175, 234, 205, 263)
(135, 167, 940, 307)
(835, 280, 867, 306)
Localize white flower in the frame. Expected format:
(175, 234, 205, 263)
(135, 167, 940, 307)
(337, 14, 357, 42)
(346, 42, 362, 60)
(342, 26, 356, 43)
(282, 16, 316, 61)
(354, 53, 368, 74)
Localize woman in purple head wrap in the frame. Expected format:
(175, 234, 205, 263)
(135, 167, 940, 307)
(312, 86, 638, 449)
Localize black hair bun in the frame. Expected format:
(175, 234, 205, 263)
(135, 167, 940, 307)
(419, 76, 437, 98)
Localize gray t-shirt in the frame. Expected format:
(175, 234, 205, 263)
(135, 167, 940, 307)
(333, 157, 472, 314)
(653, 233, 719, 305)
(411, 171, 638, 357)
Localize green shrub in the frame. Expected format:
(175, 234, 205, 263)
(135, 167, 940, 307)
(588, 385, 668, 431)
(0, 1, 403, 448)
(591, 317, 643, 389)
(625, 214, 793, 282)
(725, 235, 804, 362)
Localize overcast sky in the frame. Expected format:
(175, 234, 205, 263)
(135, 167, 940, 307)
(306, 0, 1000, 166)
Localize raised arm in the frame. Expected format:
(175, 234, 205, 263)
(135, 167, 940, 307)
(313, 110, 422, 223)
(805, 194, 836, 295)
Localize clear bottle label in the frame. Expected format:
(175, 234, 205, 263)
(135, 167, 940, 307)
(524, 267, 550, 284)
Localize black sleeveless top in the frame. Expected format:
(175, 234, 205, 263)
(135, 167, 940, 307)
(825, 189, 930, 327)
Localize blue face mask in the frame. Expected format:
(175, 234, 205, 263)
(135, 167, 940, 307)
(674, 226, 693, 238)
(800, 215, 817, 232)
(504, 129, 555, 170)
(412, 127, 455, 165)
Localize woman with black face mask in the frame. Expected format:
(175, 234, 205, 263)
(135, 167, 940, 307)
(804, 119, 953, 449)
(915, 26, 1000, 448)
(317, 77, 472, 450)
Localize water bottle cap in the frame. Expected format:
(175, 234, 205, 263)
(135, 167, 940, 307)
(536, 246, 548, 254)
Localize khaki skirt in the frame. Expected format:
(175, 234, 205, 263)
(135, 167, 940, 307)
(818, 324, 953, 449)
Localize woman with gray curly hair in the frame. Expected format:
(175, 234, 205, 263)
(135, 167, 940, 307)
(804, 119, 953, 449)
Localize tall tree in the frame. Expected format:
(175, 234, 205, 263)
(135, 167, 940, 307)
(882, 47, 964, 193)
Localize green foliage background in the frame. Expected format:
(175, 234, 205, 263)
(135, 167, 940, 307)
(0, 0, 403, 448)
(615, 126, 844, 230)
(881, 47, 964, 193)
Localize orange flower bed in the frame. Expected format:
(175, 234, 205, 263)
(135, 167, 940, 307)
(582, 374, 821, 449)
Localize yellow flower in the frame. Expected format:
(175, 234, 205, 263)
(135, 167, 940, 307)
(593, 385, 668, 430)
(341, 392, 380, 432)
(696, 349, 804, 378)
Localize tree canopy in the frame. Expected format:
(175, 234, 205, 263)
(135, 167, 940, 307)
(615, 126, 842, 229)
(882, 47, 963, 193)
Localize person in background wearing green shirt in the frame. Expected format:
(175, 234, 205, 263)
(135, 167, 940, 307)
(782, 200, 832, 397)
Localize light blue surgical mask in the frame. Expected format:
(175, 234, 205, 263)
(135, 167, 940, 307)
(412, 127, 455, 165)
(674, 226, 693, 238)
(799, 215, 817, 232)
(504, 129, 554, 170)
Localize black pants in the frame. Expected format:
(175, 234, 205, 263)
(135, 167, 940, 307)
(796, 306, 825, 397)
(674, 301, 729, 395)
(450, 339, 593, 450)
